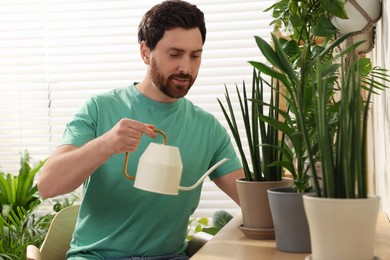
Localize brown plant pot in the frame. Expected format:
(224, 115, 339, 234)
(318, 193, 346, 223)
(236, 177, 292, 239)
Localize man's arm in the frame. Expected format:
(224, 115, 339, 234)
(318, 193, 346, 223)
(212, 169, 244, 206)
(38, 119, 156, 198)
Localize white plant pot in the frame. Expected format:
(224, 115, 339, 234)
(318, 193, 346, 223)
(303, 195, 380, 260)
(331, 0, 381, 34)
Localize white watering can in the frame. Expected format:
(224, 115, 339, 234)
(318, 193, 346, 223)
(123, 129, 229, 195)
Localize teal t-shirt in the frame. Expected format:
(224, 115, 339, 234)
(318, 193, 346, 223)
(64, 84, 242, 259)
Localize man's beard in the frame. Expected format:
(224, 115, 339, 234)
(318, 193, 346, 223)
(150, 58, 195, 99)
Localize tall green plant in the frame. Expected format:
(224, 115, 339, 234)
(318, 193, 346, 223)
(218, 69, 283, 182)
(314, 47, 390, 198)
(250, 34, 319, 192)
(251, 31, 389, 197)
(245, 0, 348, 192)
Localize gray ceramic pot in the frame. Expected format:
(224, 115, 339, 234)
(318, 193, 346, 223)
(268, 187, 313, 253)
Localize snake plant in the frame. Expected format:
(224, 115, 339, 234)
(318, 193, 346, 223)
(218, 69, 284, 182)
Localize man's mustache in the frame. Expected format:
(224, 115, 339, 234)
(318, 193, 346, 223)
(171, 73, 192, 80)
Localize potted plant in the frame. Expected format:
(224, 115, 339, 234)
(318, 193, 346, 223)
(303, 2, 387, 259)
(302, 41, 387, 260)
(218, 68, 291, 239)
(250, 0, 343, 252)
(254, 1, 389, 258)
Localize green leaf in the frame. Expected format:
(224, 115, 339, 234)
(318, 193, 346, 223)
(249, 61, 290, 88)
(212, 210, 233, 229)
(319, 0, 348, 19)
(258, 115, 295, 137)
(254, 36, 283, 70)
(202, 227, 220, 236)
(270, 34, 299, 84)
(197, 217, 209, 226)
(312, 16, 338, 36)
(359, 57, 372, 76)
(195, 224, 203, 233)
(282, 39, 300, 60)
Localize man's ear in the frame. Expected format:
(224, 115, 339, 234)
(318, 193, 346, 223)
(140, 41, 151, 64)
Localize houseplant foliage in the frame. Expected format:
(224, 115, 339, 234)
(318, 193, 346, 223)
(218, 69, 283, 182)
(218, 44, 291, 234)
(186, 210, 233, 241)
(263, 0, 390, 198)
(0, 150, 47, 216)
(312, 46, 389, 198)
(0, 151, 47, 259)
(259, 0, 389, 194)
(252, 32, 389, 198)
(252, 0, 347, 193)
(304, 45, 387, 258)
(256, 0, 388, 258)
(0, 151, 75, 259)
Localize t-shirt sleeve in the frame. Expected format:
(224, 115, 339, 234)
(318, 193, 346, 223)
(61, 97, 98, 147)
(208, 118, 242, 180)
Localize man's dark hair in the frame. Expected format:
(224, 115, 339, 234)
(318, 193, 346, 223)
(138, 0, 206, 50)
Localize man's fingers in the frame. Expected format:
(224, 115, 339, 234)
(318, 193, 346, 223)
(127, 121, 156, 138)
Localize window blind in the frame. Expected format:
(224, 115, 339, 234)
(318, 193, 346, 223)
(0, 0, 275, 218)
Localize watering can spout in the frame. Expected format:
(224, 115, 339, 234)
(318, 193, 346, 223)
(179, 158, 230, 191)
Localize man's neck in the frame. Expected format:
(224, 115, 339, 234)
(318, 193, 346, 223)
(136, 79, 178, 103)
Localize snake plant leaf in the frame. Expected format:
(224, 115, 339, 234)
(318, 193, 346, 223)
(319, 0, 348, 19)
(258, 115, 295, 140)
(260, 143, 294, 169)
(217, 96, 252, 181)
(250, 98, 293, 125)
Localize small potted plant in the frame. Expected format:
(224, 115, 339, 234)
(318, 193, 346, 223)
(218, 68, 291, 239)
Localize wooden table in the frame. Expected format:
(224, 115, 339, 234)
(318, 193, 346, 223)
(191, 212, 390, 259)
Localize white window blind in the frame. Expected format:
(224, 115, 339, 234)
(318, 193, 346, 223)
(0, 0, 274, 218)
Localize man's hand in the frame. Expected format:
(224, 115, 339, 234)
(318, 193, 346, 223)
(101, 119, 157, 155)
(38, 118, 157, 198)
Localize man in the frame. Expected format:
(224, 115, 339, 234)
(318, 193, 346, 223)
(38, 1, 244, 259)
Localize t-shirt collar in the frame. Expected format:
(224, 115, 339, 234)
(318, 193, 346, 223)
(129, 83, 181, 110)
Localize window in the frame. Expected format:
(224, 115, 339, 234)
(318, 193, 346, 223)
(0, 0, 275, 218)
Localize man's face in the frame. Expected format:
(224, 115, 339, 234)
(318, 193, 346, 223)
(148, 27, 203, 99)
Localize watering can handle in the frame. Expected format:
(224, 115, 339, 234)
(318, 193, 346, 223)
(123, 129, 167, 180)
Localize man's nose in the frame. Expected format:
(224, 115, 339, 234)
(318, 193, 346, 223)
(178, 57, 191, 74)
